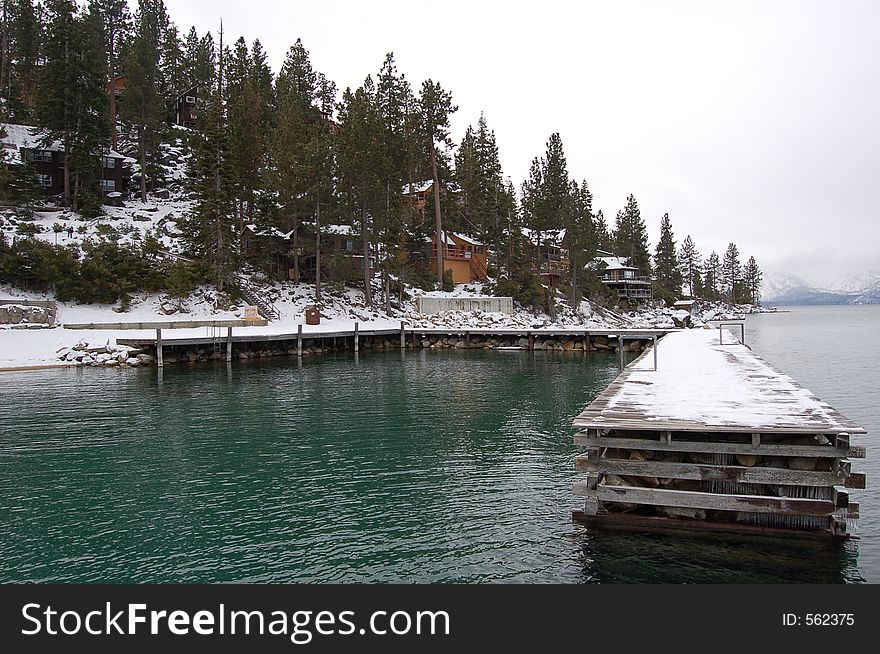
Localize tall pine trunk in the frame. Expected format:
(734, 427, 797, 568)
(292, 217, 300, 283)
(109, 83, 117, 151)
(430, 141, 444, 285)
(138, 124, 147, 201)
(361, 200, 371, 306)
(315, 199, 322, 303)
(62, 138, 71, 207)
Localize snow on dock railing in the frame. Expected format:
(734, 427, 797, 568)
(572, 328, 867, 540)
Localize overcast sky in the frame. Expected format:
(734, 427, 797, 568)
(160, 0, 880, 286)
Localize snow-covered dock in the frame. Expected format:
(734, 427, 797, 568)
(114, 324, 677, 366)
(572, 328, 867, 540)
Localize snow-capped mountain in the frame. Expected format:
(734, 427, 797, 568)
(827, 270, 880, 294)
(762, 270, 880, 305)
(762, 272, 813, 301)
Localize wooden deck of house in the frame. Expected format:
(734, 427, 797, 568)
(572, 328, 867, 541)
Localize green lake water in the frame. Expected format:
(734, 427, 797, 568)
(0, 335, 868, 583)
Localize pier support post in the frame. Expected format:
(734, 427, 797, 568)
(465, 331, 471, 348)
(354, 322, 359, 353)
(584, 331, 591, 352)
(652, 335, 657, 370)
(297, 324, 303, 357)
(156, 328, 163, 368)
(618, 335, 624, 370)
(226, 327, 233, 362)
(400, 321, 406, 350)
(528, 331, 534, 351)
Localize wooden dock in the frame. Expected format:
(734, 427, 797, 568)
(112, 322, 676, 367)
(572, 328, 866, 540)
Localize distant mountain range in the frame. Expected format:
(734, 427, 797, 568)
(762, 271, 880, 305)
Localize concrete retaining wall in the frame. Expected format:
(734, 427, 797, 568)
(416, 296, 514, 315)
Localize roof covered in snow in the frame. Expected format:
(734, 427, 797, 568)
(401, 180, 462, 195)
(324, 224, 354, 236)
(521, 227, 566, 246)
(595, 255, 636, 271)
(244, 223, 295, 240)
(451, 232, 484, 246)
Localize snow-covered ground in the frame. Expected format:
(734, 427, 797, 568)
(1, 137, 771, 370)
(1, 272, 767, 369)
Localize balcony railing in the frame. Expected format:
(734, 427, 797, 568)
(601, 275, 651, 284)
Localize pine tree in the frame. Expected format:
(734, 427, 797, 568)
(704, 251, 721, 300)
(722, 242, 742, 303)
(454, 112, 508, 247)
(519, 156, 542, 261)
(566, 178, 595, 305)
(35, 0, 109, 213)
(594, 209, 611, 252)
(678, 234, 701, 298)
(89, 0, 131, 150)
(653, 213, 681, 297)
(159, 22, 184, 110)
(250, 39, 275, 127)
(270, 38, 322, 287)
(743, 255, 763, 305)
(374, 53, 410, 310)
(2, 0, 42, 121)
(121, 0, 168, 201)
(614, 194, 651, 275)
(336, 79, 383, 304)
(416, 79, 456, 284)
(182, 27, 214, 93)
(226, 36, 265, 230)
(183, 34, 236, 289)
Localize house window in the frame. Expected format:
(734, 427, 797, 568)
(185, 95, 196, 104)
(103, 156, 116, 169)
(345, 239, 354, 252)
(37, 174, 52, 187)
(28, 150, 53, 163)
(101, 179, 116, 192)
(475, 245, 484, 253)
(624, 269, 634, 279)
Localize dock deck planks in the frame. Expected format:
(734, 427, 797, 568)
(572, 329, 866, 436)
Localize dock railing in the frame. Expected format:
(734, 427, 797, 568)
(718, 322, 745, 345)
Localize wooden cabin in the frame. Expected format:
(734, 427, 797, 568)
(241, 223, 375, 282)
(1, 123, 132, 200)
(174, 86, 200, 129)
(401, 179, 462, 224)
(592, 250, 652, 302)
(521, 227, 571, 287)
(428, 231, 488, 284)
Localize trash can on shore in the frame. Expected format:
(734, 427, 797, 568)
(305, 306, 320, 325)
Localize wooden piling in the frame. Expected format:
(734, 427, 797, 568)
(156, 328, 163, 368)
(400, 321, 406, 350)
(297, 324, 303, 357)
(226, 326, 233, 362)
(572, 329, 867, 540)
(354, 322, 359, 352)
(527, 331, 534, 351)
